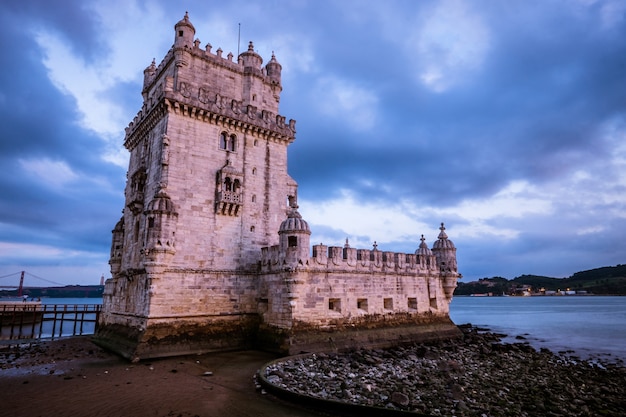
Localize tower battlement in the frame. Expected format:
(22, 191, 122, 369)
(260, 242, 441, 275)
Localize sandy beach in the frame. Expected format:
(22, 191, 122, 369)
(0, 337, 323, 417)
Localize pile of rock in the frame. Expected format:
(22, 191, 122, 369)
(263, 325, 625, 416)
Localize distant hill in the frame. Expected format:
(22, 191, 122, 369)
(455, 264, 626, 296)
(0, 285, 104, 298)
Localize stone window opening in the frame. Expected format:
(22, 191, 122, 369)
(178, 30, 184, 37)
(383, 298, 393, 310)
(219, 132, 236, 152)
(148, 217, 155, 228)
(357, 298, 368, 312)
(408, 298, 417, 310)
(329, 298, 341, 312)
(134, 221, 140, 242)
(250, 226, 255, 232)
(251, 194, 256, 203)
(224, 177, 232, 191)
(288, 236, 298, 247)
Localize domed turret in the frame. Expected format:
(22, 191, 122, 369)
(174, 12, 195, 48)
(415, 234, 435, 269)
(265, 52, 282, 86)
(432, 222, 458, 273)
(143, 58, 157, 99)
(239, 41, 263, 71)
(109, 217, 124, 276)
(278, 205, 311, 267)
(432, 223, 459, 301)
(279, 207, 311, 235)
(416, 235, 433, 256)
(145, 190, 177, 214)
(433, 222, 456, 251)
(144, 190, 178, 262)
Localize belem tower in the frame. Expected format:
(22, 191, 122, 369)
(94, 13, 462, 360)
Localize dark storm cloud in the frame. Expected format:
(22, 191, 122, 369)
(0, 1, 624, 284)
(0, 3, 125, 272)
(288, 3, 626, 212)
(3, 0, 104, 61)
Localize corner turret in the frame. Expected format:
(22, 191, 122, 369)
(143, 190, 178, 264)
(174, 12, 195, 48)
(432, 223, 457, 272)
(239, 41, 263, 71)
(265, 52, 282, 87)
(278, 205, 311, 267)
(415, 235, 436, 269)
(432, 223, 459, 301)
(142, 59, 157, 100)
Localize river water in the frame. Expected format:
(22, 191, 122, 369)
(450, 295, 626, 362)
(18, 296, 626, 362)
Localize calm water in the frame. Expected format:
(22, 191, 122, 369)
(40, 297, 103, 305)
(450, 296, 626, 361)
(9, 297, 625, 361)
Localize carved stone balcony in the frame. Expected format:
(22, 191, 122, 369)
(216, 191, 242, 216)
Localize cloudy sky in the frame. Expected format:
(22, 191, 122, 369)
(1, 0, 625, 287)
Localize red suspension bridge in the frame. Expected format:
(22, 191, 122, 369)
(0, 271, 104, 298)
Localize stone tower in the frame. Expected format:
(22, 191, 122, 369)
(96, 14, 461, 360)
(96, 13, 298, 359)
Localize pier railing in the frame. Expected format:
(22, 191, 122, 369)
(0, 303, 101, 341)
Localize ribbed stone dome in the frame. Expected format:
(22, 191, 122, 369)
(145, 191, 177, 214)
(415, 235, 433, 256)
(279, 207, 311, 234)
(433, 223, 456, 250)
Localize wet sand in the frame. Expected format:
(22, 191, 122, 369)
(0, 337, 324, 417)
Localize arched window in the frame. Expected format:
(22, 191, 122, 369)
(251, 194, 256, 203)
(219, 132, 228, 149)
(224, 177, 232, 191)
(252, 167, 257, 175)
(228, 134, 236, 151)
(233, 179, 241, 192)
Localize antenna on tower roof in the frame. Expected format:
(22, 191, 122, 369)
(237, 23, 241, 57)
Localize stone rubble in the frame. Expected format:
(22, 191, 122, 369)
(263, 325, 626, 416)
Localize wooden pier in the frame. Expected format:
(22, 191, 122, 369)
(0, 302, 101, 341)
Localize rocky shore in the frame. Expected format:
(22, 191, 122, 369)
(263, 325, 626, 416)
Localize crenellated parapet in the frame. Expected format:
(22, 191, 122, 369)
(260, 241, 440, 275)
(124, 85, 295, 150)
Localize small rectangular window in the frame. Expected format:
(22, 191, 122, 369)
(408, 298, 417, 310)
(357, 298, 368, 311)
(288, 236, 298, 247)
(383, 298, 393, 310)
(329, 298, 341, 312)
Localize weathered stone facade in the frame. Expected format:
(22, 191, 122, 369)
(94, 13, 461, 360)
